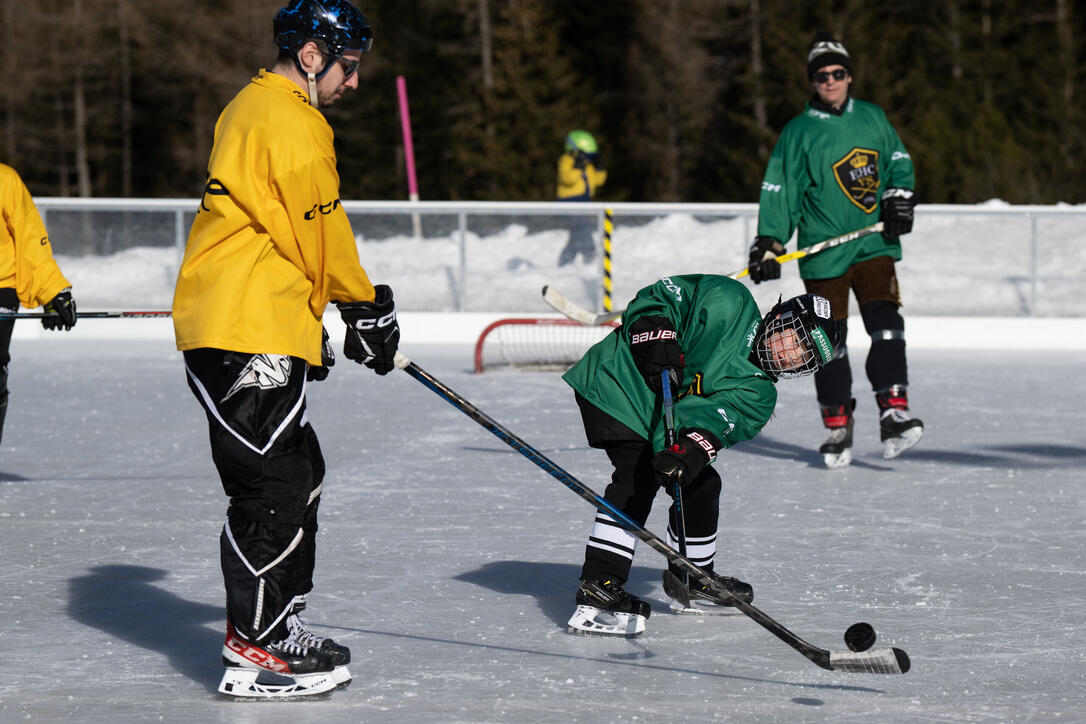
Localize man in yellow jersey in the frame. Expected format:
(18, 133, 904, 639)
(172, 0, 397, 699)
(0, 163, 77, 447)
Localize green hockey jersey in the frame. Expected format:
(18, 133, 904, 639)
(757, 97, 915, 280)
(563, 275, 777, 456)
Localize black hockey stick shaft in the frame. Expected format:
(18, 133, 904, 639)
(0, 310, 172, 319)
(393, 352, 909, 674)
(660, 372, 689, 589)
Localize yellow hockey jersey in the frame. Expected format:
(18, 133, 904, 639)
(0, 163, 71, 308)
(555, 153, 607, 201)
(173, 70, 375, 365)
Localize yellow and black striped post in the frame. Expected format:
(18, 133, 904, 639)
(602, 208, 614, 312)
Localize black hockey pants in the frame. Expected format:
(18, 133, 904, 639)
(574, 394, 722, 583)
(0, 288, 17, 444)
(184, 348, 325, 644)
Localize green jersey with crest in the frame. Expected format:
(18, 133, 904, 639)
(562, 274, 777, 456)
(756, 96, 915, 280)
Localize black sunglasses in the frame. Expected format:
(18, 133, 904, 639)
(812, 69, 848, 83)
(336, 56, 360, 78)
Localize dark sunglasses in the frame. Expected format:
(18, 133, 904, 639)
(336, 56, 360, 78)
(812, 69, 848, 83)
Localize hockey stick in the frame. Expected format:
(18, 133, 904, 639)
(0, 310, 172, 319)
(541, 285, 622, 326)
(659, 371, 691, 602)
(542, 223, 885, 326)
(730, 222, 884, 280)
(394, 351, 910, 674)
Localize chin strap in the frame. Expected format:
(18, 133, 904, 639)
(306, 71, 318, 106)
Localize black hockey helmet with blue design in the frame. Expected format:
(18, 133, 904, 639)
(274, 0, 373, 78)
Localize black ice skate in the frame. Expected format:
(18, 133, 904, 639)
(218, 619, 343, 699)
(876, 386, 924, 460)
(286, 612, 352, 686)
(819, 400, 855, 469)
(880, 408, 924, 459)
(567, 578, 651, 637)
(663, 568, 754, 615)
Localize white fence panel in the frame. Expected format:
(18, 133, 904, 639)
(35, 198, 1086, 317)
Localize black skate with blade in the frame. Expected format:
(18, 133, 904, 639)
(567, 578, 651, 637)
(219, 619, 344, 699)
(663, 568, 753, 614)
(819, 400, 855, 469)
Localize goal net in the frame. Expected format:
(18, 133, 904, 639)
(474, 317, 620, 373)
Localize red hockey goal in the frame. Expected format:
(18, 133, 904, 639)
(474, 317, 620, 373)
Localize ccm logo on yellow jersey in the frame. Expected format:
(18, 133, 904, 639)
(304, 199, 341, 219)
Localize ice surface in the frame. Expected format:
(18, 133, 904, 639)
(2, 336, 1084, 722)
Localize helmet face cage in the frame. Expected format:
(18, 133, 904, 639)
(275, 0, 373, 77)
(753, 294, 836, 380)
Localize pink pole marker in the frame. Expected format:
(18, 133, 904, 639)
(396, 75, 422, 237)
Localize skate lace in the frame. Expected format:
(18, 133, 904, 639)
(881, 408, 911, 423)
(286, 614, 327, 649)
(825, 426, 850, 443)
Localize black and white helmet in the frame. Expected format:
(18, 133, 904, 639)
(751, 294, 838, 380)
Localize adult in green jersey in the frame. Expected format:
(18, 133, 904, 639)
(563, 274, 838, 636)
(749, 32, 923, 470)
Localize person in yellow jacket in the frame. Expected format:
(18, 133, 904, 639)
(0, 163, 77, 446)
(557, 130, 607, 266)
(172, 0, 397, 698)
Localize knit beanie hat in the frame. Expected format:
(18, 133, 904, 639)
(807, 31, 852, 77)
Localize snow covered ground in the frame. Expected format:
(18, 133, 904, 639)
(2, 209, 1085, 721)
(35, 202, 1086, 319)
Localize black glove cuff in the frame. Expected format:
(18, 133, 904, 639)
(749, 236, 785, 259)
(337, 284, 394, 316)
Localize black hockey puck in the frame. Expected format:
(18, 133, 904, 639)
(844, 622, 876, 652)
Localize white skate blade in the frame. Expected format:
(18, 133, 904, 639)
(883, 426, 923, 460)
(668, 598, 744, 616)
(218, 666, 339, 699)
(332, 665, 352, 687)
(567, 604, 646, 638)
(823, 448, 852, 469)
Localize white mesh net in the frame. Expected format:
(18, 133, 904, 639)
(474, 318, 619, 372)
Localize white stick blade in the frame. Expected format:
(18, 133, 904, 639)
(829, 647, 911, 674)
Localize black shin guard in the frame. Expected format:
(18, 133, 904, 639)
(861, 301, 908, 391)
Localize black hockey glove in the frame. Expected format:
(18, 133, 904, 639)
(306, 326, 336, 382)
(880, 187, 916, 238)
(337, 284, 400, 375)
(654, 427, 721, 489)
(628, 315, 683, 394)
(41, 289, 76, 331)
(747, 236, 785, 284)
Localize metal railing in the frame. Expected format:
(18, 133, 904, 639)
(34, 198, 1086, 316)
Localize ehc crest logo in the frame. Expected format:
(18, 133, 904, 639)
(832, 147, 880, 212)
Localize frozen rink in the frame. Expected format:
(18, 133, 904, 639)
(1, 325, 1085, 723)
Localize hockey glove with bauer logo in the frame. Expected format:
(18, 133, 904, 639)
(747, 236, 785, 284)
(41, 289, 77, 331)
(337, 284, 400, 375)
(628, 315, 683, 394)
(306, 326, 336, 382)
(880, 187, 916, 238)
(653, 428, 721, 489)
